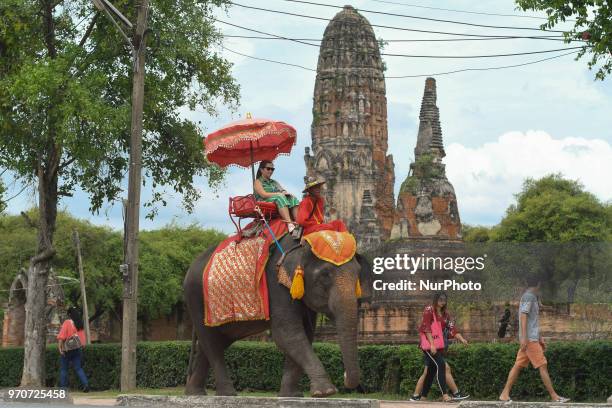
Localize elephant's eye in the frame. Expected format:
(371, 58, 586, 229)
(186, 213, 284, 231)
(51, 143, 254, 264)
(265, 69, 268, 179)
(315, 269, 332, 285)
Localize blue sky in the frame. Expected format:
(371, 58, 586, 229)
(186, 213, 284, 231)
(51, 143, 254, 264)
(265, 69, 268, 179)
(4, 0, 612, 232)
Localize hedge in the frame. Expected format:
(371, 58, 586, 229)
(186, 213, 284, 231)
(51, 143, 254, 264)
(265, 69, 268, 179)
(0, 341, 609, 401)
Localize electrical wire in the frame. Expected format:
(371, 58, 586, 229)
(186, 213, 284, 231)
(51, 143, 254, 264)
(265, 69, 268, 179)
(381, 46, 582, 59)
(367, 0, 576, 23)
(228, 2, 568, 39)
(385, 50, 580, 78)
(214, 18, 584, 59)
(222, 34, 572, 43)
(276, 0, 566, 33)
(221, 44, 580, 78)
(222, 45, 316, 71)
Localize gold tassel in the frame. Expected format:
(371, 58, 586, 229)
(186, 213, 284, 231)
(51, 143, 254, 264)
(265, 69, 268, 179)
(355, 279, 362, 298)
(290, 266, 305, 299)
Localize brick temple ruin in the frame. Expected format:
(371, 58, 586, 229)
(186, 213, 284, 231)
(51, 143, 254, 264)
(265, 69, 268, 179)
(2, 268, 65, 347)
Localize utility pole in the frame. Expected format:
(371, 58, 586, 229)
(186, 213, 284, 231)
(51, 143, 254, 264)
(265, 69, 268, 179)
(121, 0, 148, 391)
(72, 229, 91, 345)
(93, 0, 148, 391)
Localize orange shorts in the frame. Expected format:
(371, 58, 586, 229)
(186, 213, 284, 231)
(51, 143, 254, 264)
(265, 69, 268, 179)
(515, 341, 547, 369)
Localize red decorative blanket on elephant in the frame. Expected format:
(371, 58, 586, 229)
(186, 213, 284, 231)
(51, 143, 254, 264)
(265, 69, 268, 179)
(203, 219, 287, 326)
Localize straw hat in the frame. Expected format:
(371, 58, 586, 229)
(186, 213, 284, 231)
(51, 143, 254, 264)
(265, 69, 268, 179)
(303, 176, 326, 193)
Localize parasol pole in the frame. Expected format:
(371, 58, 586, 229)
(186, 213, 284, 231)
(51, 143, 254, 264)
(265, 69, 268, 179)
(247, 112, 256, 191)
(250, 140, 255, 189)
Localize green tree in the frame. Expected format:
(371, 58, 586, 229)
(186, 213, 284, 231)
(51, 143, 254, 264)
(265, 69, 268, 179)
(493, 174, 611, 304)
(0, 0, 238, 385)
(495, 174, 609, 242)
(463, 224, 494, 243)
(516, 0, 611, 80)
(0, 211, 226, 329)
(0, 178, 5, 214)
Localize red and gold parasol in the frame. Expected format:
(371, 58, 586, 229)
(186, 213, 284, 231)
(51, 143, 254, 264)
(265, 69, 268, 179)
(204, 115, 297, 170)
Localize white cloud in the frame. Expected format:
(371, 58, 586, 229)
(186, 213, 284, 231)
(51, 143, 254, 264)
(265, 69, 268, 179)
(445, 130, 612, 226)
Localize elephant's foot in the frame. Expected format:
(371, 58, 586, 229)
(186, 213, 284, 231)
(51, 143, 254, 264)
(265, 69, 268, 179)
(215, 385, 237, 396)
(278, 390, 304, 398)
(184, 386, 207, 396)
(310, 380, 337, 398)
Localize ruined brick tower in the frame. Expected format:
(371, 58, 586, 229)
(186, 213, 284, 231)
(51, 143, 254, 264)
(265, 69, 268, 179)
(305, 5, 395, 247)
(391, 78, 461, 239)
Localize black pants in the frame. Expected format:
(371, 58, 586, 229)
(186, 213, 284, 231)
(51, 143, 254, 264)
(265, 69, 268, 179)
(422, 350, 447, 396)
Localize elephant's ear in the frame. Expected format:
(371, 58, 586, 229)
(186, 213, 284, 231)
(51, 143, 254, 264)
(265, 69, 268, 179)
(355, 253, 373, 303)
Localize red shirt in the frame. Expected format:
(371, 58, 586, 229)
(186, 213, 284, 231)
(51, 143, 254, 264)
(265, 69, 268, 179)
(297, 196, 325, 229)
(418, 305, 457, 339)
(57, 319, 86, 346)
(297, 196, 348, 235)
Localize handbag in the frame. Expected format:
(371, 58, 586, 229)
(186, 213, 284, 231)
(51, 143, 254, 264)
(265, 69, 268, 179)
(64, 320, 82, 352)
(419, 311, 445, 351)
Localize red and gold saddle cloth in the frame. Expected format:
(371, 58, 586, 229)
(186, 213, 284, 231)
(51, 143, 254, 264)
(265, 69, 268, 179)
(303, 231, 357, 266)
(203, 219, 287, 326)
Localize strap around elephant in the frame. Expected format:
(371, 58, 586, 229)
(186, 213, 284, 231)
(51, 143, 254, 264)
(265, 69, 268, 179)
(276, 243, 303, 271)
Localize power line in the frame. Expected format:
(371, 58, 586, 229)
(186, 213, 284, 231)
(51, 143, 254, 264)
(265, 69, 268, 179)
(222, 45, 316, 71)
(381, 46, 583, 59)
(222, 34, 571, 43)
(276, 0, 566, 33)
(367, 0, 575, 23)
(228, 2, 567, 39)
(221, 44, 580, 78)
(386, 50, 580, 78)
(215, 18, 584, 59)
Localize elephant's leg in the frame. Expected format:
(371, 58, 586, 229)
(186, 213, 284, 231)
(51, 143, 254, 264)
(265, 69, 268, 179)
(303, 309, 317, 344)
(185, 343, 210, 395)
(279, 310, 317, 397)
(279, 356, 304, 397)
(195, 325, 237, 396)
(271, 318, 336, 398)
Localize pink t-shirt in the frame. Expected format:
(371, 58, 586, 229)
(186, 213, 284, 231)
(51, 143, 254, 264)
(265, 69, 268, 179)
(57, 319, 86, 346)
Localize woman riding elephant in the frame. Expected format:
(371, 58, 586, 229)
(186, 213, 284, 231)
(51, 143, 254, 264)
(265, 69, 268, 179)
(253, 160, 300, 232)
(183, 233, 372, 397)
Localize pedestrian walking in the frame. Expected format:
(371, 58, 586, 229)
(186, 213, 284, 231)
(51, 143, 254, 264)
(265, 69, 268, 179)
(499, 276, 569, 403)
(57, 306, 90, 392)
(411, 292, 469, 403)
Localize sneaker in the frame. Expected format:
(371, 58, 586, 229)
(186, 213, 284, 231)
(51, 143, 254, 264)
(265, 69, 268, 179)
(452, 391, 470, 400)
(82, 385, 90, 393)
(409, 394, 421, 401)
(554, 396, 570, 403)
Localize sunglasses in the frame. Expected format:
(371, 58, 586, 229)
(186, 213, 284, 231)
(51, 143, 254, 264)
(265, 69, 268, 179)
(264, 167, 275, 171)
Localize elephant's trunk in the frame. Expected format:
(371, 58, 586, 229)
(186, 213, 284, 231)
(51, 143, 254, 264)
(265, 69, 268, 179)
(331, 273, 360, 389)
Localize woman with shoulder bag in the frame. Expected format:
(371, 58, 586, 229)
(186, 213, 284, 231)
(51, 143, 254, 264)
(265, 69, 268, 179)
(57, 306, 90, 391)
(411, 292, 469, 403)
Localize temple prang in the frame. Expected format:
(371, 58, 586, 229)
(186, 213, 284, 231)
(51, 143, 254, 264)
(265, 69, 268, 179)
(305, 5, 395, 249)
(391, 77, 461, 241)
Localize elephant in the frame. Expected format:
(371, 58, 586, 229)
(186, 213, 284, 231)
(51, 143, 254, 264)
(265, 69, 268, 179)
(183, 233, 372, 397)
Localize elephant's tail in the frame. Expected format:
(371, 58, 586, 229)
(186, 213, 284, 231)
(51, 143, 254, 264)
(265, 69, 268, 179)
(187, 326, 197, 380)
